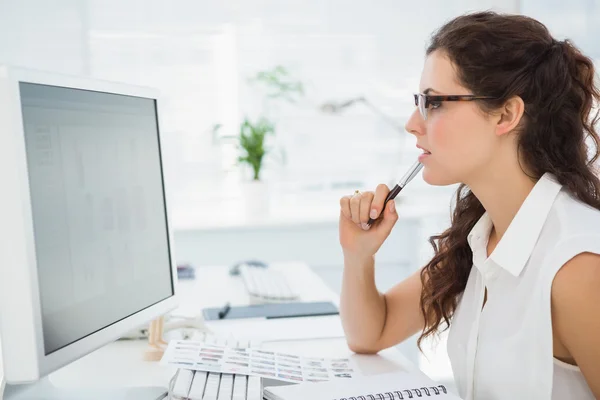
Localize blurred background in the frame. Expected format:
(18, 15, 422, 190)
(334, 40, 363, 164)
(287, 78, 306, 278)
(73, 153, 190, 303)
(2, 0, 598, 390)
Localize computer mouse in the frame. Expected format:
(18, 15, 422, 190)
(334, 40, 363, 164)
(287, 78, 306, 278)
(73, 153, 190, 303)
(229, 259, 268, 275)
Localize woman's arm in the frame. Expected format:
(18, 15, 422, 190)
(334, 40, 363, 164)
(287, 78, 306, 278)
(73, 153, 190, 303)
(341, 263, 425, 354)
(338, 183, 427, 354)
(551, 251, 600, 397)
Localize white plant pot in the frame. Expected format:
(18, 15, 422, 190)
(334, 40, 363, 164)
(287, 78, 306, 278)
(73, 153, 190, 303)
(241, 180, 270, 218)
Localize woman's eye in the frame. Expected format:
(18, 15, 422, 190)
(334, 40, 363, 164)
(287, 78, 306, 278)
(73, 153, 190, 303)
(429, 101, 442, 109)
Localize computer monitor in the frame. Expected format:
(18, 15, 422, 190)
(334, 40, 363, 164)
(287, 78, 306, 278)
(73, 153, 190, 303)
(0, 65, 179, 399)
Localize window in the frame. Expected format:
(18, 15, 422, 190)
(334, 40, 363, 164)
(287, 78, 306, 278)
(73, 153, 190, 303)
(85, 0, 520, 223)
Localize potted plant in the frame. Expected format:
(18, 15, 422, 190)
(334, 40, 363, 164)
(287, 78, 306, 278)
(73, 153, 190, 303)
(237, 116, 275, 181)
(235, 66, 304, 216)
(236, 116, 276, 216)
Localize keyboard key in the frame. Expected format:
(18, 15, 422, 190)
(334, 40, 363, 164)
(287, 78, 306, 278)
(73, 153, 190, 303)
(188, 371, 208, 400)
(171, 369, 193, 398)
(203, 372, 221, 400)
(247, 376, 262, 400)
(232, 374, 248, 400)
(217, 374, 234, 400)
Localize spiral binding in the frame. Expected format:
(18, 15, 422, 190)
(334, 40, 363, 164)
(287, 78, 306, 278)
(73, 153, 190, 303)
(335, 384, 448, 400)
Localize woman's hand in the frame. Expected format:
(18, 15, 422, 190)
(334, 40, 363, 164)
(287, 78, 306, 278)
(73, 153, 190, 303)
(339, 184, 399, 260)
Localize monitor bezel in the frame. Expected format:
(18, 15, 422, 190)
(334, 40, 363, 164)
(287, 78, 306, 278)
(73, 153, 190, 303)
(0, 65, 179, 383)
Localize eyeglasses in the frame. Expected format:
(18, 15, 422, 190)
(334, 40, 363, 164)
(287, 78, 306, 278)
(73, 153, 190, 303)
(413, 93, 496, 120)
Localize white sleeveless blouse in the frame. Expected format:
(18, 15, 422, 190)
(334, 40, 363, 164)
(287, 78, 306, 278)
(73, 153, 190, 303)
(447, 173, 598, 399)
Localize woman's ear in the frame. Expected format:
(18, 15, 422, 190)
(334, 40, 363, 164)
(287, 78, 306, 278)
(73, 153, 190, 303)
(496, 96, 525, 136)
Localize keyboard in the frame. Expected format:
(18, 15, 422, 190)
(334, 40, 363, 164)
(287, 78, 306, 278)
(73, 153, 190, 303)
(168, 331, 262, 400)
(239, 265, 299, 303)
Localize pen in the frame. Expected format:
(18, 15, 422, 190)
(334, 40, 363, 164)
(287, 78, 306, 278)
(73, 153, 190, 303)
(367, 160, 424, 226)
(218, 302, 231, 319)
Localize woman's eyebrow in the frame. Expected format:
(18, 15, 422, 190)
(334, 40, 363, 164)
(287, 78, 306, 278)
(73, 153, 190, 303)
(422, 88, 441, 95)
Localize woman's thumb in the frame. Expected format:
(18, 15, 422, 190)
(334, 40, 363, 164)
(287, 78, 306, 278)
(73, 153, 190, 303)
(377, 200, 398, 233)
(387, 199, 396, 214)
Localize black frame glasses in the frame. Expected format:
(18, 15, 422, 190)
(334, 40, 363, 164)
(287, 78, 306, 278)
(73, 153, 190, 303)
(414, 93, 496, 120)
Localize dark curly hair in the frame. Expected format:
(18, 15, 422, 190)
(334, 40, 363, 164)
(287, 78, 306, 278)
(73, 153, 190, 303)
(417, 11, 600, 350)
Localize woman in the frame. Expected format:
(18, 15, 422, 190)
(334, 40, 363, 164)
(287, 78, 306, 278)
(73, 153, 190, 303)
(339, 11, 600, 399)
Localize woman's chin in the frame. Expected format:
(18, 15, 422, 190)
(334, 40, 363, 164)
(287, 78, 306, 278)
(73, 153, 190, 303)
(422, 165, 458, 186)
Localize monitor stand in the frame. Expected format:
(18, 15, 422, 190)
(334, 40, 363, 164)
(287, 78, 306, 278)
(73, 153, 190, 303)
(2, 376, 167, 400)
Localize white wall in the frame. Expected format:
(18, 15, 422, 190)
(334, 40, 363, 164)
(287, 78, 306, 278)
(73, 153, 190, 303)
(0, 0, 90, 74)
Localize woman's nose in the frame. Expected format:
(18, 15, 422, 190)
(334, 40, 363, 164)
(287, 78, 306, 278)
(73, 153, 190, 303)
(405, 107, 425, 137)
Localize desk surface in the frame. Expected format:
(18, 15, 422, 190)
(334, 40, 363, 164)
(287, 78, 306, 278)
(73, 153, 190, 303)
(49, 262, 417, 391)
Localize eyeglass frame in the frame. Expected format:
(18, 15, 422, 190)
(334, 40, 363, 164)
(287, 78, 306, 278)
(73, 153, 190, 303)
(413, 93, 497, 120)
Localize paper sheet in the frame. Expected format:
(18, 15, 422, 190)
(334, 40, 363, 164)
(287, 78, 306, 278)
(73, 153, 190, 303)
(160, 339, 359, 384)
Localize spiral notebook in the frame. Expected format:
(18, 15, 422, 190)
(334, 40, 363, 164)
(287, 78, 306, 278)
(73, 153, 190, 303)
(263, 371, 461, 400)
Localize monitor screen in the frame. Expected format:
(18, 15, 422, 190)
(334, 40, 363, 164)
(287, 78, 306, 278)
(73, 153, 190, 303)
(19, 82, 174, 355)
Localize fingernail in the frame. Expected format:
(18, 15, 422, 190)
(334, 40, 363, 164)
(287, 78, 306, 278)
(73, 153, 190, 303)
(361, 223, 370, 230)
(370, 209, 377, 219)
(389, 201, 395, 212)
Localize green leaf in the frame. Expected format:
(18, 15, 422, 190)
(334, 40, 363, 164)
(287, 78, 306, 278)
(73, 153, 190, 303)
(236, 116, 277, 181)
(248, 65, 305, 104)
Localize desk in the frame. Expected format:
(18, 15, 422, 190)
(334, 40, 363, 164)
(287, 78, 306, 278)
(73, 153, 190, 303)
(49, 262, 417, 393)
